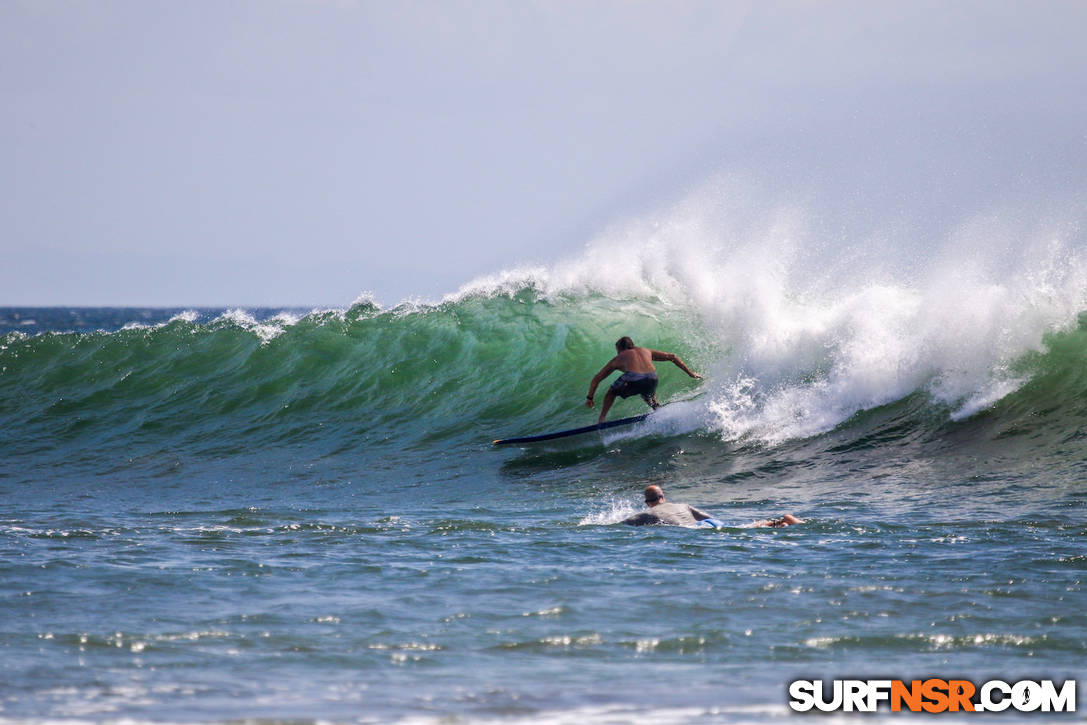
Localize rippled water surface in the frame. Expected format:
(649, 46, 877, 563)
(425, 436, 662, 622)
(1, 306, 1084, 722)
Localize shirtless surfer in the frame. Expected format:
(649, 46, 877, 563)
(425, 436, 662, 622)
(585, 337, 702, 423)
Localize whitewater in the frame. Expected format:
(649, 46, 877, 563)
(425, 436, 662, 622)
(1, 183, 1085, 722)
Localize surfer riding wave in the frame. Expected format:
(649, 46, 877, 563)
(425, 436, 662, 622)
(585, 337, 702, 423)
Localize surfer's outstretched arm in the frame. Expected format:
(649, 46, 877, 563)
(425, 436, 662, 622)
(651, 350, 703, 379)
(753, 514, 803, 528)
(585, 358, 620, 408)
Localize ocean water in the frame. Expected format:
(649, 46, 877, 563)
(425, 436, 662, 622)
(2, 205, 1086, 722)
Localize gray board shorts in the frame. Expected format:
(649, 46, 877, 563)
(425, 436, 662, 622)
(609, 372, 658, 402)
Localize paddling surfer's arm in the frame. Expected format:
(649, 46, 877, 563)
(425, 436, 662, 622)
(585, 358, 620, 408)
(688, 505, 711, 521)
(651, 350, 703, 379)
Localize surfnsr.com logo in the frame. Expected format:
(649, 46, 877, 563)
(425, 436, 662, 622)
(789, 679, 1076, 713)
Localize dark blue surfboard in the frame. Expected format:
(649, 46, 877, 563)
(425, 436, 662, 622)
(492, 412, 651, 446)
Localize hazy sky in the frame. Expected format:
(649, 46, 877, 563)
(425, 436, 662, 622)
(4, 0, 1086, 306)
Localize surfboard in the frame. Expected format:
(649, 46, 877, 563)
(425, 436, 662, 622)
(492, 412, 651, 446)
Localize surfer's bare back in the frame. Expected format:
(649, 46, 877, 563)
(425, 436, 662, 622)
(585, 336, 702, 423)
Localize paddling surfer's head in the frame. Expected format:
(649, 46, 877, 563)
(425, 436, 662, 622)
(644, 485, 664, 506)
(616, 336, 635, 351)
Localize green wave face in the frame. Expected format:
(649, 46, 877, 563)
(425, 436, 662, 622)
(0, 294, 704, 460)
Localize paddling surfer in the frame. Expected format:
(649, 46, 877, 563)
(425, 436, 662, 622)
(623, 485, 803, 528)
(585, 337, 702, 423)
(622, 485, 713, 527)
